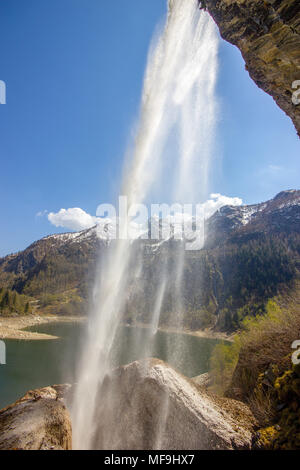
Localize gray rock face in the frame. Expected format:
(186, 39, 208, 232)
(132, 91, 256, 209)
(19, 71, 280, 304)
(0, 385, 72, 450)
(91, 359, 256, 450)
(205, 0, 300, 137)
(192, 372, 212, 389)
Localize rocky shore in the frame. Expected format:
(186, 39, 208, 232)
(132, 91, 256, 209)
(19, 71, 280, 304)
(125, 321, 234, 342)
(0, 314, 232, 342)
(0, 314, 84, 340)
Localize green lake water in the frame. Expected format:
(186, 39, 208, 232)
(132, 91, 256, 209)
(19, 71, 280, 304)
(0, 322, 222, 409)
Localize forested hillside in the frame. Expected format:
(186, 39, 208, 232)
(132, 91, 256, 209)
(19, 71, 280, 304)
(0, 288, 33, 316)
(0, 190, 299, 332)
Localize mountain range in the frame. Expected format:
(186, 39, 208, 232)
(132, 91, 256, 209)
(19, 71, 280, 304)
(0, 189, 299, 331)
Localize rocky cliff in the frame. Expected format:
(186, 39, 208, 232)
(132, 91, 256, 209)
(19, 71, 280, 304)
(204, 0, 300, 136)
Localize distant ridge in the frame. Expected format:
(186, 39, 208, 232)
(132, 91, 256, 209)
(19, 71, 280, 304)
(0, 190, 299, 331)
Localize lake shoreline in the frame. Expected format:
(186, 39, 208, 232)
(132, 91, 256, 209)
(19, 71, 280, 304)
(0, 314, 85, 340)
(0, 314, 233, 342)
(123, 322, 234, 342)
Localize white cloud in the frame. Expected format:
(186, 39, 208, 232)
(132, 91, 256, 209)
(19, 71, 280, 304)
(202, 193, 243, 218)
(48, 208, 98, 232)
(46, 194, 242, 235)
(268, 165, 282, 172)
(259, 164, 283, 177)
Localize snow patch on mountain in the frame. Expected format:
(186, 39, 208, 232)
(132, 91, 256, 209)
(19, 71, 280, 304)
(41, 190, 300, 249)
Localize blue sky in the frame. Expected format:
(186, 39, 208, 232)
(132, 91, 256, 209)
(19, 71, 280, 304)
(0, 0, 299, 256)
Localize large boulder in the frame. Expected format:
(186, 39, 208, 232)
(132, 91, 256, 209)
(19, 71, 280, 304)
(0, 385, 72, 450)
(91, 359, 256, 449)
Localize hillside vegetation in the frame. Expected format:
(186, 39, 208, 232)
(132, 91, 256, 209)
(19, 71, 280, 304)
(210, 285, 300, 449)
(0, 191, 299, 329)
(0, 287, 33, 316)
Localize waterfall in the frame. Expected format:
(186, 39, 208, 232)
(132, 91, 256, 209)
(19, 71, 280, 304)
(72, 0, 219, 449)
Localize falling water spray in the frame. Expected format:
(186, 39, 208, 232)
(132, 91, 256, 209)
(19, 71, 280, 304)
(72, 0, 219, 449)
